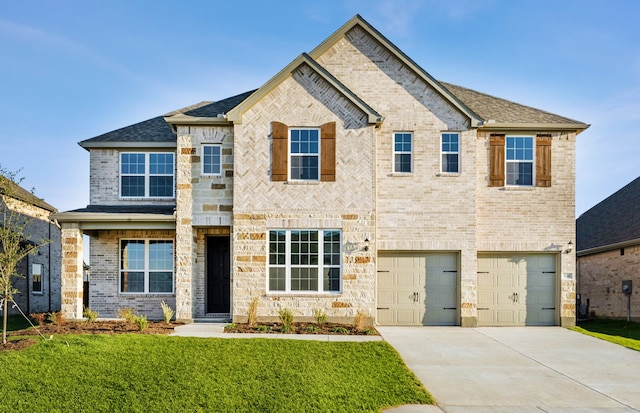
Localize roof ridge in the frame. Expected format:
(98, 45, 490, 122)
(163, 101, 213, 117)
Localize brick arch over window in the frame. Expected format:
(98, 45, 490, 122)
(271, 121, 336, 182)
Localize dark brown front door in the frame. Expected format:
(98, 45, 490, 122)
(206, 236, 231, 314)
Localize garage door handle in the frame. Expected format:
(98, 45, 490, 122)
(542, 307, 555, 310)
(477, 307, 489, 310)
(443, 307, 457, 310)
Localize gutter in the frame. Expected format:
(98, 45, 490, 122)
(577, 238, 640, 257)
(477, 122, 591, 133)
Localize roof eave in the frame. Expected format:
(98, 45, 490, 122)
(52, 211, 176, 230)
(79, 141, 177, 149)
(226, 53, 382, 125)
(164, 114, 233, 126)
(478, 122, 590, 132)
(577, 238, 640, 257)
(308, 14, 483, 128)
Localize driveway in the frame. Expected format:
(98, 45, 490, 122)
(378, 327, 640, 413)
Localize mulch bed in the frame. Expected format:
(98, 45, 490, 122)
(226, 322, 378, 335)
(0, 339, 37, 352)
(8, 320, 178, 337)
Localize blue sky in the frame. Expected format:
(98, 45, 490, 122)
(0, 0, 638, 216)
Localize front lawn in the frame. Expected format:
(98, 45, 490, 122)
(0, 335, 432, 412)
(572, 318, 640, 351)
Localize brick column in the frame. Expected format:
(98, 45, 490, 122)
(60, 223, 83, 320)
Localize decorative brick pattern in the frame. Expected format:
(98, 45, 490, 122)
(60, 223, 83, 319)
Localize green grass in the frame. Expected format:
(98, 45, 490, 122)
(572, 318, 640, 351)
(0, 335, 432, 412)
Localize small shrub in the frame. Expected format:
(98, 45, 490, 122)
(280, 324, 293, 334)
(134, 315, 148, 332)
(247, 297, 259, 327)
(118, 308, 137, 323)
(305, 325, 320, 333)
(354, 310, 369, 331)
(47, 311, 66, 326)
(255, 324, 270, 333)
(332, 326, 350, 335)
(364, 328, 376, 335)
(224, 323, 237, 332)
(83, 307, 99, 323)
(30, 313, 46, 326)
(160, 301, 175, 323)
(278, 308, 294, 327)
(313, 308, 328, 325)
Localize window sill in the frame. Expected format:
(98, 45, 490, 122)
(284, 181, 321, 185)
(119, 293, 176, 297)
(388, 172, 413, 177)
(500, 186, 535, 191)
(266, 292, 342, 297)
(31, 292, 44, 296)
(436, 172, 460, 177)
(119, 197, 176, 201)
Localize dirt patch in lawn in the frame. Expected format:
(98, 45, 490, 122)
(8, 320, 179, 338)
(0, 338, 37, 352)
(226, 322, 378, 335)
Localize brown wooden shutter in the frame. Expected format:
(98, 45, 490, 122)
(271, 121, 288, 181)
(320, 121, 336, 182)
(489, 134, 505, 187)
(536, 134, 552, 187)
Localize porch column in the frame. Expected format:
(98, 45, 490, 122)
(60, 223, 83, 319)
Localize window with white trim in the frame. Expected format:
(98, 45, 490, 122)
(120, 240, 174, 294)
(120, 153, 174, 198)
(290, 129, 320, 180)
(441, 132, 460, 173)
(268, 230, 341, 293)
(202, 145, 222, 175)
(393, 132, 412, 173)
(506, 136, 534, 186)
(32, 263, 43, 293)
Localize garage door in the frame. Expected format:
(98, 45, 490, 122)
(377, 253, 458, 326)
(477, 254, 556, 326)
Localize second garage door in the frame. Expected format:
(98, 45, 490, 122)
(377, 253, 458, 326)
(477, 254, 557, 326)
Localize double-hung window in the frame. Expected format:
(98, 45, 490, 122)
(393, 132, 412, 173)
(32, 263, 43, 293)
(290, 129, 320, 180)
(202, 145, 222, 175)
(441, 132, 460, 173)
(121, 153, 174, 198)
(268, 230, 341, 293)
(506, 136, 534, 186)
(120, 240, 174, 294)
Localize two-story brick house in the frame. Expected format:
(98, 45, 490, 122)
(54, 15, 588, 326)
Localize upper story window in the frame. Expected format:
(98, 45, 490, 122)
(120, 153, 174, 198)
(290, 129, 320, 180)
(32, 263, 43, 293)
(120, 239, 174, 294)
(506, 136, 534, 186)
(441, 132, 460, 174)
(393, 132, 412, 173)
(271, 121, 336, 182)
(202, 145, 222, 176)
(268, 229, 341, 293)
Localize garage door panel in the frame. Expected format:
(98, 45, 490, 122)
(378, 291, 394, 307)
(396, 310, 417, 324)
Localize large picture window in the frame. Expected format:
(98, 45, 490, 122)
(120, 240, 174, 294)
(268, 230, 341, 293)
(506, 136, 534, 186)
(393, 132, 412, 173)
(290, 129, 320, 180)
(121, 153, 174, 198)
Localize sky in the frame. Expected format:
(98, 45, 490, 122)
(0, 0, 639, 217)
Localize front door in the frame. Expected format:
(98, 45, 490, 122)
(206, 236, 230, 314)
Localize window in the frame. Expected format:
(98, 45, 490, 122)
(506, 136, 534, 186)
(290, 129, 320, 180)
(268, 230, 341, 293)
(32, 263, 43, 293)
(441, 132, 460, 173)
(202, 145, 222, 175)
(121, 153, 174, 198)
(393, 132, 412, 173)
(120, 240, 174, 294)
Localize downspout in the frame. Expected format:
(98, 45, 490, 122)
(48, 219, 52, 312)
(26, 252, 30, 314)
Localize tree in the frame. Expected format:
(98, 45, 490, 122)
(0, 169, 50, 344)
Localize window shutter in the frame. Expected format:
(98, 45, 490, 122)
(320, 121, 336, 182)
(271, 122, 288, 181)
(489, 134, 505, 187)
(536, 134, 552, 187)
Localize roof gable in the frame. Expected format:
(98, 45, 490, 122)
(0, 177, 56, 212)
(225, 53, 382, 124)
(577, 176, 640, 253)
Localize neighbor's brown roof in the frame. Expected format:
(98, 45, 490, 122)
(440, 82, 586, 126)
(0, 178, 56, 213)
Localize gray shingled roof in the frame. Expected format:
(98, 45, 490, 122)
(80, 116, 176, 145)
(577, 177, 640, 252)
(184, 90, 256, 117)
(0, 177, 56, 212)
(440, 82, 585, 125)
(66, 205, 175, 215)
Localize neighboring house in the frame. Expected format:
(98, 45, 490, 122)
(577, 177, 640, 320)
(53, 15, 588, 326)
(0, 179, 61, 314)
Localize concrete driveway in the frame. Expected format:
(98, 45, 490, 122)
(378, 327, 640, 413)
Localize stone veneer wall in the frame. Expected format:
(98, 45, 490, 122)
(578, 245, 640, 320)
(88, 229, 176, 319)
(61, 223, 83, 319)
(89, 148, 176, 205)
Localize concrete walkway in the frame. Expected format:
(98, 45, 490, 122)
(378, 327, 640, 413)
